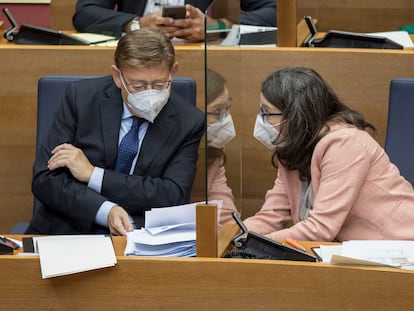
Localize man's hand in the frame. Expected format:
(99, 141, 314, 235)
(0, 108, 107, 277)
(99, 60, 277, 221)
(162, 4, 205, 42)
(138, 10, 173, 29)
(47, 143, 94, 183)
(125, 5, 205, 42)
(108, 206, 134, 236)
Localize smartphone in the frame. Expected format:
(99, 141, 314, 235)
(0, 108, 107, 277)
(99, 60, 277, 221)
(162, 5, 187, 19)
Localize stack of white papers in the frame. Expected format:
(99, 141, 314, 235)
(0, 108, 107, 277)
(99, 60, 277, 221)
(124, 200, 222, 257)
(125, 202, 197, 257)
(35, 235, 117, 279)
(314, 240, 414, 270)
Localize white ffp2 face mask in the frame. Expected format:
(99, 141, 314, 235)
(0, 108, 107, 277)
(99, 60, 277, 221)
(126, 88, 170, 123)
(207, 114, 236, 148)
(253, 114, 280, 149)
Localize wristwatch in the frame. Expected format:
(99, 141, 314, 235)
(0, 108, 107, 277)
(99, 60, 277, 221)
(130, 17, 141, 31)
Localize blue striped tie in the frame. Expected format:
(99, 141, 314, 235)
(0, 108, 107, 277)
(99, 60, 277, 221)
(115, 117, 141, 174)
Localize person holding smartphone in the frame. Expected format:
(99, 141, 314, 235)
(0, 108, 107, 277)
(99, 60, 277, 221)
(72, 0, 277, 42)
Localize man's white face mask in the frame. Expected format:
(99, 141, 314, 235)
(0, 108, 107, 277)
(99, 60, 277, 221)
(119, 71, 170, 123)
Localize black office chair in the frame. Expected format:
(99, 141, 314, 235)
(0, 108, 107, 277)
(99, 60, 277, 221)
(10, 75, 197, 234)
(384, 78, 414, 187)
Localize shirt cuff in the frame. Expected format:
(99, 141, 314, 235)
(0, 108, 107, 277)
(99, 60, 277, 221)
(88, 166, 104, 193)
(95, 201, 117, 227)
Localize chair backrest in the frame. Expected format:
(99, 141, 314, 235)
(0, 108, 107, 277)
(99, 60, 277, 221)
(34, 75, 197, 214)
(384, 78, 414, 186)
(36, 75, 197, 157)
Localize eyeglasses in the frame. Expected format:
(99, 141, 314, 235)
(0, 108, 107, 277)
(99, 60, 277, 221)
(259, 103, 283, 123)
(207, 98, 232, 122)
(119, 71, 171, 93)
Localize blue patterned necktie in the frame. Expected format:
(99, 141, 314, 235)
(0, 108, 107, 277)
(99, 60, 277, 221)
(115, 117, 141, 174)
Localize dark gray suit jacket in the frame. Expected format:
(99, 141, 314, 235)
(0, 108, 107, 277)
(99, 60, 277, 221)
(73, 0, 277, 37)
(28, 76, 205, 234)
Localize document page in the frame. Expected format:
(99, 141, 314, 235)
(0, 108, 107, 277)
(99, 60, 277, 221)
(366, 31, 414, 48)
(321, 240, 414, 269)
(70, 33, 118, 46)
(36, 235, 117, 279)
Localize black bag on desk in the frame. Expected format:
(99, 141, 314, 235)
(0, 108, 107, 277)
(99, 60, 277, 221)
(224, 212, 316, 262)
(2, 7, 87, 45)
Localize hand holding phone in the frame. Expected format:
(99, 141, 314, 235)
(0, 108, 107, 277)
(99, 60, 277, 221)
(162, 5, 187, 19)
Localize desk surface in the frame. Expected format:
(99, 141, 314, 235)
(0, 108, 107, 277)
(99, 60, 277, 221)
(1, 231, 413, 310)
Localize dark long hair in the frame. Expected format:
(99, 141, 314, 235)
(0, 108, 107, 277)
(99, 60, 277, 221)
(261, 67, 376, 181)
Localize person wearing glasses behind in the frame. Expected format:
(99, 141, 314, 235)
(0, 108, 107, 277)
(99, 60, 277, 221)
(25, 28, 205, 235)
(205, 68, 239, 224)
(72, 0, 277, 42)
(244, 66, 414, 241)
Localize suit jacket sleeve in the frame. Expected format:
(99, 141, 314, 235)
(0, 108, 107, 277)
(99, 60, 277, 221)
(243, 168, 293, 233)
(72, 0, 215, 37)
(32, 80, 112, 232)
(73, 0, 146, 37)
(240, 0, 277, 27)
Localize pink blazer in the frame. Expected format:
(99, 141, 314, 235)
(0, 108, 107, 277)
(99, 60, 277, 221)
(244, 124, 414, 242)
(207, 157, 238, 224)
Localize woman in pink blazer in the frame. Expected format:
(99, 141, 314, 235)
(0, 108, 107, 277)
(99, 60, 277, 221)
(206, 69, 239, 224)
(244, 67, 414, 242)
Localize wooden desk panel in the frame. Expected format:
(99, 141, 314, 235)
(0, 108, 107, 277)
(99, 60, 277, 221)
(1, 237, 413, 310)
(1, 43, 414, 231)
(296, 0, 414, 33)
(50, 0, 76, 31)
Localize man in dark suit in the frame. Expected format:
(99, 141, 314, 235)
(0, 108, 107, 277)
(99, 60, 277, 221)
(72, 0, 277, 41)
(25, 28, 205, 235)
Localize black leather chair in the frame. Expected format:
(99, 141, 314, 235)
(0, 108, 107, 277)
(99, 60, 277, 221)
(384, 78, 414, 187)
(10, 75, 197, 233)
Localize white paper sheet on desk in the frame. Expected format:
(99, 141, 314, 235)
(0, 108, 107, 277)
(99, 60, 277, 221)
(317, 244, 343, 263)
(127, 227, 196, 245)
(70, 32, 118, 45)
(145, 202, 197, 227)
(125, 229, 196, 256)
(145, 222, 195, 235)
(339, 240, 414, 269)
(365, 31, 414, 48)
(239, 25, 277, 34)
(126, 240, 196, 257)
(35, 235, 117, 279)
(145, 200, 222, 228)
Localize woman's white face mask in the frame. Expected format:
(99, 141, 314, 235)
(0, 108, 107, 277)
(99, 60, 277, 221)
(207, 114, 236, 148)
(119, 72, 170, 123)
(253, 114, 281, 149)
